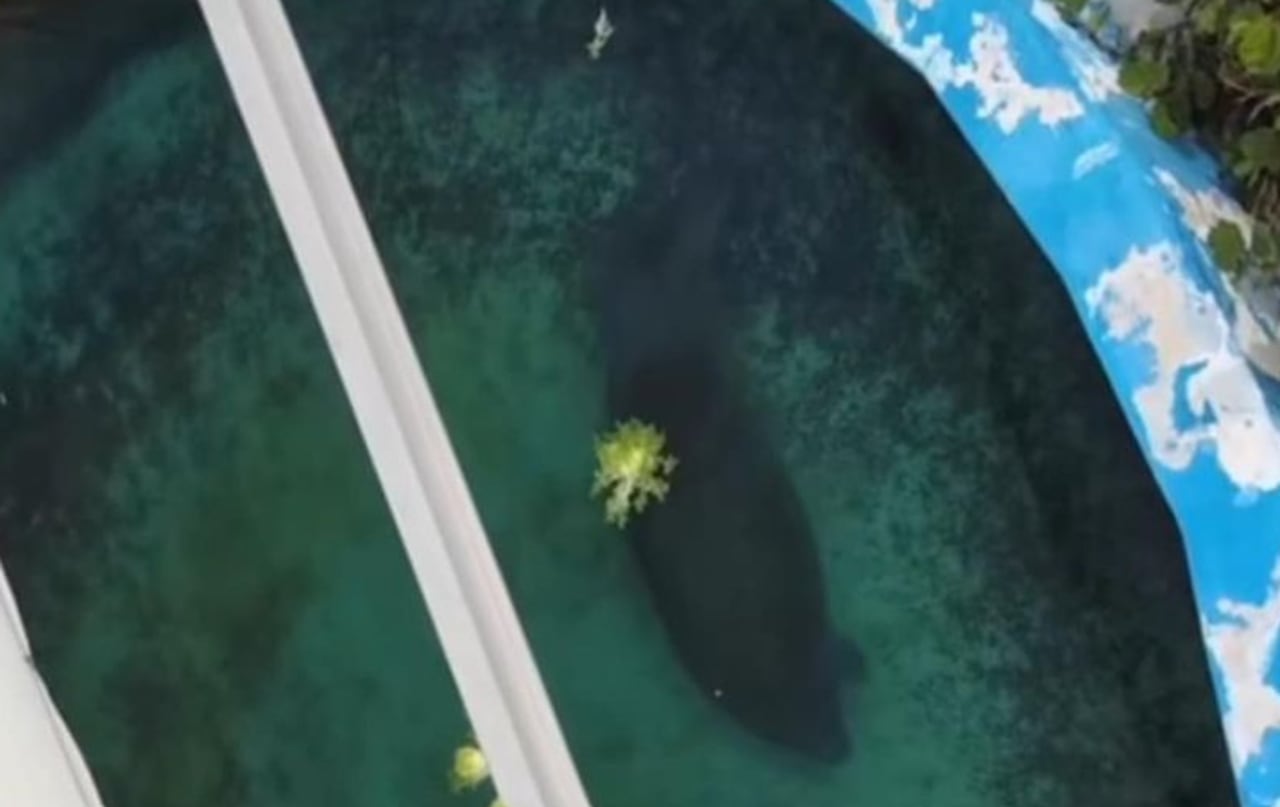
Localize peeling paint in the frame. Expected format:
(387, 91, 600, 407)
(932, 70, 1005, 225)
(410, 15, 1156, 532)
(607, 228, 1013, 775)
(865, 0, 912, 50)
(864, 0, 954, 90)
(1086, 244, 1280, 493)
(1072, 141, 1118, 178)
(1030, 0, 1121, 103)
(955, 13, 1084, 132)
(1156, 169, 1280, 382)
(865, 3, 1084, 133)
(1206, 560, 1280, 773)
(833, 0, 1280, 799)
(1155, 169, 1252, 242)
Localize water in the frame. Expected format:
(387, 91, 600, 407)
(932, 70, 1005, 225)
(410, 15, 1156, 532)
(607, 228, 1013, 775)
(0, 1, 1237, 806)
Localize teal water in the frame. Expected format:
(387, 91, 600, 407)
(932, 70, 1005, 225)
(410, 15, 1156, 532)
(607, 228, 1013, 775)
(0, 1, 1237, 806)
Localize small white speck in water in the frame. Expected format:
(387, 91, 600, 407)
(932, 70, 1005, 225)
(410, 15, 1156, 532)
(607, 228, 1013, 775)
(713, 689, 723, 698)
(587, 7, 614, 60)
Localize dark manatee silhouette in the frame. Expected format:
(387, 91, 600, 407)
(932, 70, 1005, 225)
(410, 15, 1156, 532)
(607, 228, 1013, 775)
(591, 162, 858, 763)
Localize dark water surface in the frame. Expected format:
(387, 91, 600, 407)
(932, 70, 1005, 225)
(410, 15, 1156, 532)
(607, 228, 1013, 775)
(0, 0, 1237, 805)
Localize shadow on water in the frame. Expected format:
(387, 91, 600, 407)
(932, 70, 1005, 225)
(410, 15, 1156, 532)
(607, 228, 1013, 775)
(0, 0, 198, 186)
(591, 160, 859, 764)
(853, 48, 1239, 800)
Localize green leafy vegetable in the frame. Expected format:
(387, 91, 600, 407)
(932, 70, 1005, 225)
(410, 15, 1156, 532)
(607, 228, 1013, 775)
(591, 419, 678, 528)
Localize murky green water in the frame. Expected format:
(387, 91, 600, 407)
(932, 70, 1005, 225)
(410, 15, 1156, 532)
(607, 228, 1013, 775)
(0, 1, 1237, 806)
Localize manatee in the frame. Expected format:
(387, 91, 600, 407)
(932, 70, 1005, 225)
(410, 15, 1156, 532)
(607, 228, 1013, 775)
(590, 162, 857, 763)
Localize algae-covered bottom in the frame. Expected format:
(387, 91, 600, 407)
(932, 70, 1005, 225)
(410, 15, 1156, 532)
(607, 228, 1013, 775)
(0, 0, 1236, 806)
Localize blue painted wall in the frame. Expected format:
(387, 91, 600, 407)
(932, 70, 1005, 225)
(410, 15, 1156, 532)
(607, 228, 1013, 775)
(830, 2, 1280, 805)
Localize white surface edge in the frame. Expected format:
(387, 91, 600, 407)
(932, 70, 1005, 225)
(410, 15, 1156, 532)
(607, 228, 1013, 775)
(0, 564, 104, 807)
(194, 3, 592, 807)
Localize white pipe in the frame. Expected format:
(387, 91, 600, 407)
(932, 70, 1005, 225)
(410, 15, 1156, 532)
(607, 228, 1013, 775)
(0, 564, 104, 807)
(193, 3, 592, 807)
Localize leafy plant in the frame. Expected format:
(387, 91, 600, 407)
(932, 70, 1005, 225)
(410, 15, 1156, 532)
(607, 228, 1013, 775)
(448, 740, 491, 793)
(591, 418, 678, 528)
(1059, 0, 1280, 276)
(447, 738, 506, 807)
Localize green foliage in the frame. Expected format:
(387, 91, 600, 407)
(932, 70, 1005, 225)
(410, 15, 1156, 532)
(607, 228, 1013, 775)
(591, 419, 678, 528)
(1238, 126, 1280, 173)
(1208, 220, 1247, 272)
(448, 741, 490, 793)
(1119, 56, 1171, 96)
(1231, 9, 1280, 76)
(1060, 0, 1280, 277)
(448, 737, 504, 807)
(1056, 0, 1115, 40)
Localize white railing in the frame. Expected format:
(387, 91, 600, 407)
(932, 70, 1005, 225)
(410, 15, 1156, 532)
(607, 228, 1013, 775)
(0, 563, 104, 806)
(194, 3, 593, 807)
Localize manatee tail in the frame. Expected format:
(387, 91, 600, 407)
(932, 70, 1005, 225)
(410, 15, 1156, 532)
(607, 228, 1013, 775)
(828, 634, 867, 685)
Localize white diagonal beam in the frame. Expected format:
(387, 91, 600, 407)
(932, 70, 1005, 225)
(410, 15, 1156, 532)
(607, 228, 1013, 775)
(194, 4, 591, 806)
(0, 563, 105, 807)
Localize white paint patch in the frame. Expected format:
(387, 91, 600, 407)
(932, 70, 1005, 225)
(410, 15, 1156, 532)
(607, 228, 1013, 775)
(910, 34, 959, 92)
(866, 0, 912, 50)
(1086, 244, 1280, 493)
(1072, 141, 1119, 178)
(1030, 0, 1121, 102)
(1155, 169, 1252, 242)
(1156, 169, 1280, 381)
(863, 0, 957, 91)
(1205, 559, 1280, 773)
(952, 14, 1085, 132)
(865, 3, 1084, 132)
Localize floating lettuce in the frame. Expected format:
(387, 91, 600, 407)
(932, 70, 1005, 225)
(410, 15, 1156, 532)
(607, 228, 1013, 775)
(592, 419, 678, 528)
(448, 741, 490, 793)
(448, 737, 507, 805)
